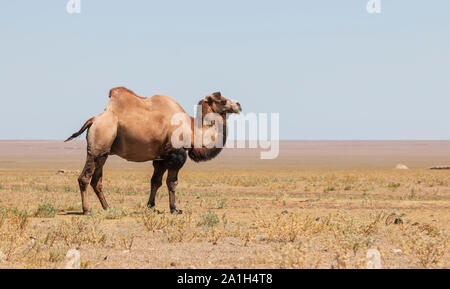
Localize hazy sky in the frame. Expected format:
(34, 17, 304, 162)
(0, 1, 449, 140)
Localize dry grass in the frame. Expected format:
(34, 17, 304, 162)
(0, 166, 448, 269)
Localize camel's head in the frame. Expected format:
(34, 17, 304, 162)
(204, 92, 242, 115)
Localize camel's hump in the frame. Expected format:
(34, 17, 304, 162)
(109, 87, 146, 99)
(106, 87, 186, 114)
(108, 87, 176, 103)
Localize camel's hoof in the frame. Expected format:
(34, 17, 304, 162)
(82, 210, 90, 215)
(171, 209, 183, 215)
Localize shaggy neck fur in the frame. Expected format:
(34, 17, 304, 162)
(188, 100, 227, 162)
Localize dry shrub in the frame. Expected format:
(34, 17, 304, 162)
(92, 207, 128, 220)
(260, 242, 324, 269)
(270, 243, 308, 268)
(45, 217, 107, 248)
(141, 209, 171, 231)
(144, 208, 228, 244)
(165, 209, 197, 243)
(209, 227, 222, 245)
(400, 224, 448, 268)
(251, 211, 306, 242)
(166, 218, 193, 243)
(407, 234, 448, 268)
(119, 233, 135, 250)
(0, 208, 30, 261)
(140, 207, 197, 243)
(251, 210, 385, 244)
(24, 242, 67, 268)
(249, 210, 390, 268)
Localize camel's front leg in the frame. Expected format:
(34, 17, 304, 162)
(148, 160, 167, 209)
(167, 168, 182, 214)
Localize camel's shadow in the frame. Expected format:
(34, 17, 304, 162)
(58, 211, 84, 216)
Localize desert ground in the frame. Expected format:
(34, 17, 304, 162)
(0, 140, 448, 268)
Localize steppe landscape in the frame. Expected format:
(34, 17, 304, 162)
(0, 140, 448, 268)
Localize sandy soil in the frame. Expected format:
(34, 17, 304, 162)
(0, 141, 448, 268)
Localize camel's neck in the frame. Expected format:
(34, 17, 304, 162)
(188, 101, 227, 162)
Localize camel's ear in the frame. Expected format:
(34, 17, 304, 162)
(212, 92, 221, 97)
(205, 95, 214, 104)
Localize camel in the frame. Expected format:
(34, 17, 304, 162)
(65, 87, 241, 214)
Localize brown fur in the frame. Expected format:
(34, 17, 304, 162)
(188, 100, 228, 162)
(66, 87, 241, 214)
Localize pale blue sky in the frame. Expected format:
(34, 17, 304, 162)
(0, 1, 449, 140)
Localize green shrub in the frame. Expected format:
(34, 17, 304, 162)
(104, 207, 127, 219)
(198, 210, 220, 227)
(35, 202, 56, 218)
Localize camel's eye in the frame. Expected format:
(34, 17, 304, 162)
(221, 100, 227, 105)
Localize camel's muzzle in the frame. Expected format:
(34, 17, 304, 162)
(231, 100, 242, 114)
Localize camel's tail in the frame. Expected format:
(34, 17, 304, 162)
(65, 117, 95, 142)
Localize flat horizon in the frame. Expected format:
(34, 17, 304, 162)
(1, 139, 450, 141)
(2, 140, 449, 170)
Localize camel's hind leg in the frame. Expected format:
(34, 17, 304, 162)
(78, 154, 96, 214)
(90, 155, 109, 210)
(78, 154, 110, 214)
(78, 111, 118, 214)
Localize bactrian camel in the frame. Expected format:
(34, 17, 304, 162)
(65, 87, 242, 214)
